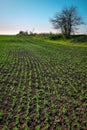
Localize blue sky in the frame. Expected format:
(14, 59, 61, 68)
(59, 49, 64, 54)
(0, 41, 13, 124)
(0, 0, 87, 34)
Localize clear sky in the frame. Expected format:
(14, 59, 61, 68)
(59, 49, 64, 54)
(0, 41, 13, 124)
(0, 0, 87, 34)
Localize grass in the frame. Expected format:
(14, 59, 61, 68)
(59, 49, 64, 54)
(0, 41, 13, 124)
(0, 35, 87, 130)
(33, 34, 87, 47)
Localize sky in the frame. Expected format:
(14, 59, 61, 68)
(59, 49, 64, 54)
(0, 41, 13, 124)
(0, 0, 87, 34)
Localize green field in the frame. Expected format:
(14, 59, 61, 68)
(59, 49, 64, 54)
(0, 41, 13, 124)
(0, 35, 87, 130)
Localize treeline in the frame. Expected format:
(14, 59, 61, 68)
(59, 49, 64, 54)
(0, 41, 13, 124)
(17, 31, 87, 42)
(17, 31, 63, 39)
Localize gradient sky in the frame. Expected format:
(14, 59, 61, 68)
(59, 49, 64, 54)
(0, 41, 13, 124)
(0, 0, 87, 34)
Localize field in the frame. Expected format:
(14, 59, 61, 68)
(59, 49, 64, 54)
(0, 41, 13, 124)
(0, 35, 87, 130)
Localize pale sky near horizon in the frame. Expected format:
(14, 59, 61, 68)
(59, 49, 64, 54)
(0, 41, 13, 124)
(0, 0, 87, 34)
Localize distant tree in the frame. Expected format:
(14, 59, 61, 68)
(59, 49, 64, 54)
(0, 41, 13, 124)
(29, 31, 33, 36)
(24, 31, 28, 35)
(19, 31, 24, 35)
(51, 6, 84, 38)
(18, 31, 28, 36)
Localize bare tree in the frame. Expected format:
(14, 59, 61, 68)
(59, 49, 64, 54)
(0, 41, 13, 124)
(51, 6, 84, 38)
